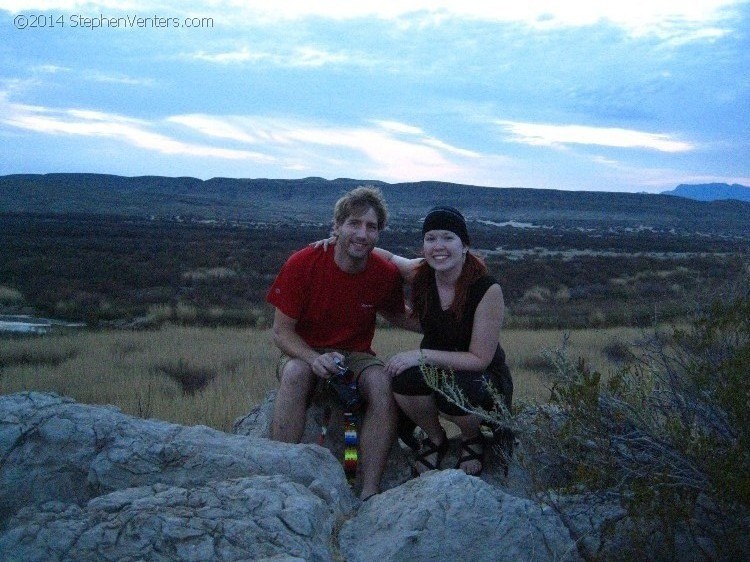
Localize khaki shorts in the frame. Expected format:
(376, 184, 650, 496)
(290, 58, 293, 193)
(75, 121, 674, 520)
(276, 349, 384, 381)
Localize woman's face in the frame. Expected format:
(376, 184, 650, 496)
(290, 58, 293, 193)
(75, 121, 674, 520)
(423, 229, 465, 272)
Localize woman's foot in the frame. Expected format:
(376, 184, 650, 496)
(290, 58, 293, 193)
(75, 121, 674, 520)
(456, 433, 485, 476)
(413, 431, 449, 476)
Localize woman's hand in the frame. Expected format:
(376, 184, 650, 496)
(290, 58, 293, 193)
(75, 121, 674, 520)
(385, 350, 422, 376)
(310, 235, 337, 251)
(372, 249, 423, 282)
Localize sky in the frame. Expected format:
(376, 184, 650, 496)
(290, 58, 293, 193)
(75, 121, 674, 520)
(1, 1, 749, 193)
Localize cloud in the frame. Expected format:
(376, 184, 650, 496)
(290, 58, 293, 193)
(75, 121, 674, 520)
(194, 0, 743, 34)
(85, 71, 155, 86)
(32, 64, 71, 74)
(373, 120, 426, 135)
(496, 121, 694, 153)
(370, 120, 480, 157)
(276, 122, 467, 180)
(189, 48, 268, 65)
(20, 64, 151, 87)
(171, 114, 482, 180)
(0, 93, 483, 181)
(0, 97, 273, 161)
(0, 1, 141, 13)
(167, 114, 257, 143)
(188, 46, 353, 67)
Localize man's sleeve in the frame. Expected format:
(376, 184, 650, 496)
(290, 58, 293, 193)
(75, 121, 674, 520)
(266, 252, 306, 320)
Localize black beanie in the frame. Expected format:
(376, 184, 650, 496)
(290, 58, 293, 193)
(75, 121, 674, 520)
(422, 206, 470, 245)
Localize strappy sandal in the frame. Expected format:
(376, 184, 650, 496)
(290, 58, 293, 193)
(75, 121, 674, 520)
(412, 432, 449, 477)
(396, 410, 420, 451)
(456, 433, 485, 476)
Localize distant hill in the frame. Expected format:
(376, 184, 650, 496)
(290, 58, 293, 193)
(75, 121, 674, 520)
(2, 173, 750, 237)
(662, 183, 750, 202)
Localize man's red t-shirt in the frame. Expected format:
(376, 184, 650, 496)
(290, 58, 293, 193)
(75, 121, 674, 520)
(266, 246, 404, 354)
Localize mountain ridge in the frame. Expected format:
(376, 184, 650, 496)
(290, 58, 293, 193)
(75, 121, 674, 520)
(661, 183, 750, 202)
(2, 173, 750, 236)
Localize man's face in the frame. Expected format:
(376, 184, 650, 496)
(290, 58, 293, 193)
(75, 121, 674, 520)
(333, 207, 380, 263)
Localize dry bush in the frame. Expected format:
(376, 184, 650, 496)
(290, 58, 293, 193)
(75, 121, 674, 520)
(377, 325, 644, 405)
(522, 286, 551, 303)
(154, 359, 217, 395)
(553, 286, 571, 303)
(588, 308, 606, 327)
(602, 337, 634, 364)
(0, 345, 79, 370)
(174, 303, 198, 323)
(0, 286, 24, 304)
(181, 267, 237, 282)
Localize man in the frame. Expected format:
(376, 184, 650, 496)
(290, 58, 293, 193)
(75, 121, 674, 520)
(266, 186, 406, 500)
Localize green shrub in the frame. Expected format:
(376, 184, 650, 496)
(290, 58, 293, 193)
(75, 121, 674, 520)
(537, 271, 750, 558)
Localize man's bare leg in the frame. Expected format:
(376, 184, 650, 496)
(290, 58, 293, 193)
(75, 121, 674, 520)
(357, 365, 397, 500)
(271, 358, 316, 443)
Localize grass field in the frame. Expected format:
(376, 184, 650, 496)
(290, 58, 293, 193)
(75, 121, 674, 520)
(0, 324, 646, 432)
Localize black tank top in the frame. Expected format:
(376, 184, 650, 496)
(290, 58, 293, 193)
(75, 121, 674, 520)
(420, 274, 497, 352)
(419, 273, 509, 390)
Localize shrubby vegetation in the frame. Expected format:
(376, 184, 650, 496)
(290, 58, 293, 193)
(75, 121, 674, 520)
(431, 268, 750, 559)
(2, 213, 746, 330)
(0, 213, 313, 326)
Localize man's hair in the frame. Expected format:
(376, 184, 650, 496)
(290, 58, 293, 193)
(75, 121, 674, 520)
(333, 186, 388, 230)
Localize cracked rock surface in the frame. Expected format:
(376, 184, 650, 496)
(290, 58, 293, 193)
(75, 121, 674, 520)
(1, 476, 333, 561)
(0, 391, 355, 528)
(340, 469, 581, 562)
(2, 391, 592, 561)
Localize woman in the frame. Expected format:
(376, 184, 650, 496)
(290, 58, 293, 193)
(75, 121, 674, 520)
(379, 206, 512, 477)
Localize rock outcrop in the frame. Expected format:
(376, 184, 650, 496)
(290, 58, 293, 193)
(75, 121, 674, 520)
(1, 391, 588, 561)
(0, 392, 354, 524)
(2, 477, 334, 561)
(339, 470, 578, 562)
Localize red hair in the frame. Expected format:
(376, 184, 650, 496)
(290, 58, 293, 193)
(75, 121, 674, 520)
(411, 252, 488, 321)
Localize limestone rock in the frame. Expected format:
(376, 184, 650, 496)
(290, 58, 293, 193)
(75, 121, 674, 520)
(339, 469, 582, 562)
(4, 390, 709, 561)
(0, 391, 356, 528)
(0, 476, 334, 562)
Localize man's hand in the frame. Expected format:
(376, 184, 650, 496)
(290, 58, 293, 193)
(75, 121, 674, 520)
(311, 351, 345, 378)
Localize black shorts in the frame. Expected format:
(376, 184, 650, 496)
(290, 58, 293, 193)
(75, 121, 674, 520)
(392, 362, 512, 416)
